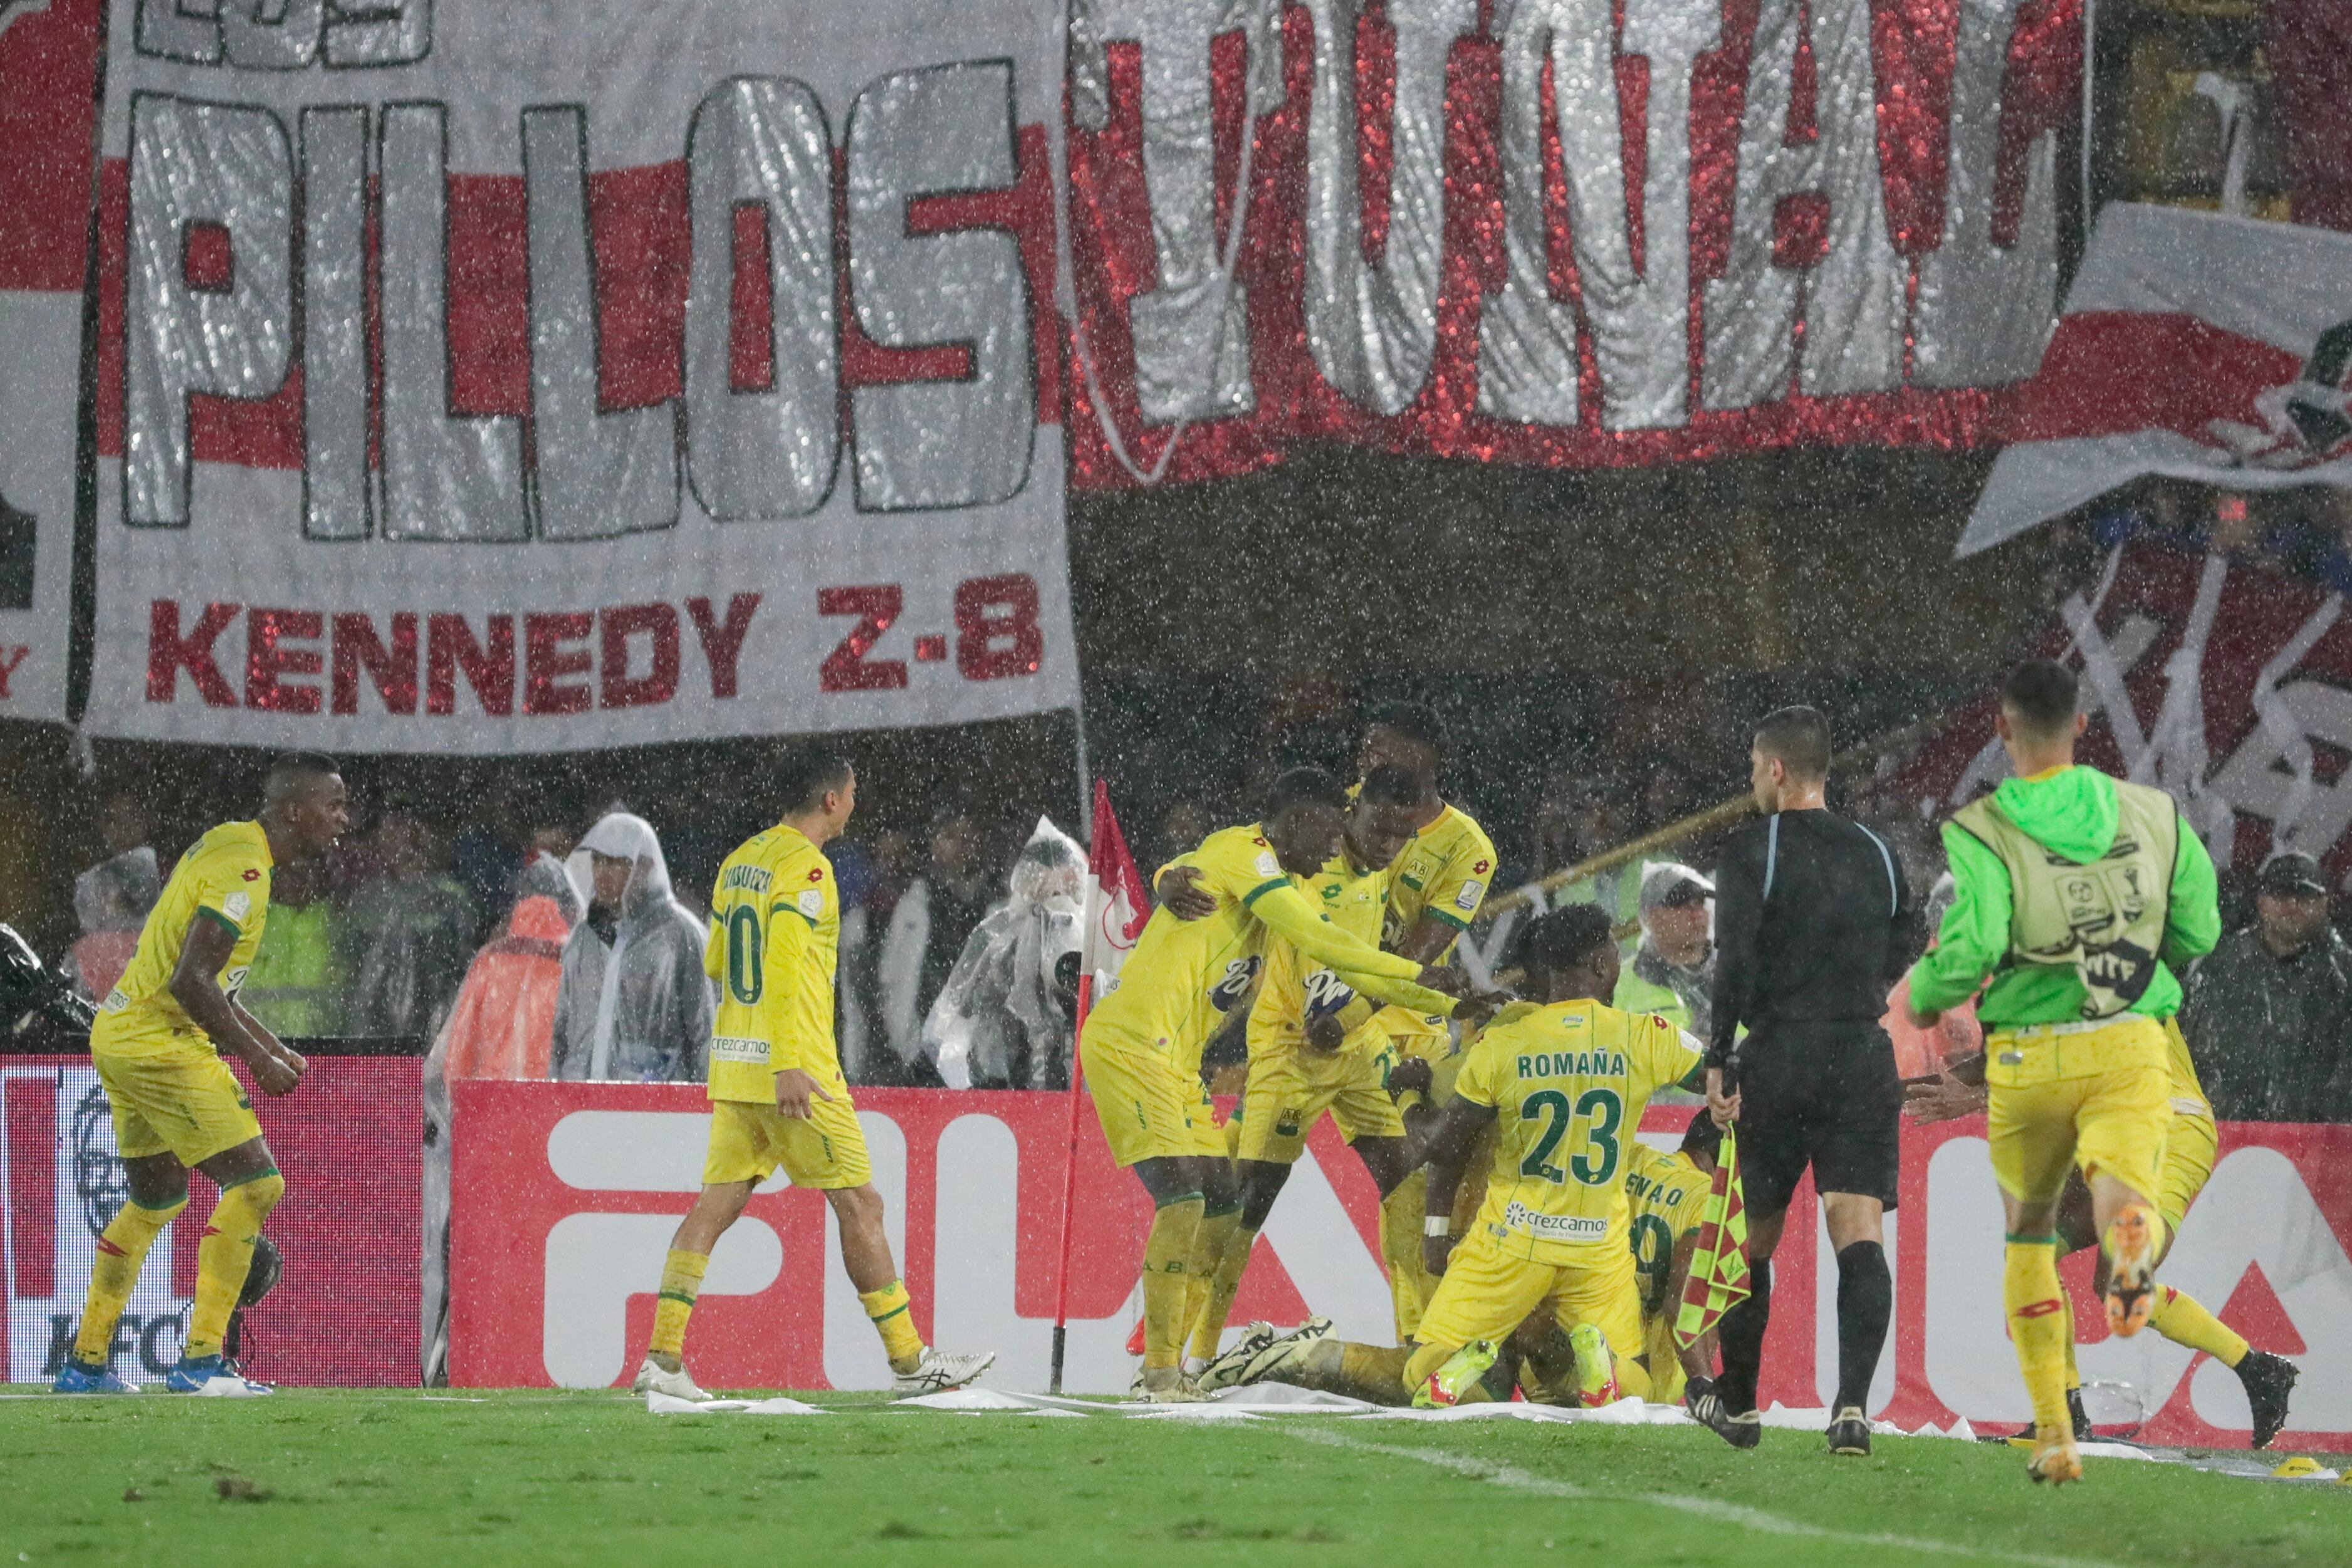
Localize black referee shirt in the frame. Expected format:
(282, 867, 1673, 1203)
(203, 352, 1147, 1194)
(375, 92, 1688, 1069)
(1707, 808, 1924, 1065)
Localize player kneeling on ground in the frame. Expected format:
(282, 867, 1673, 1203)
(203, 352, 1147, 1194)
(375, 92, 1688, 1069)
(1233, 905, 1705, 1415)
(633, 750, 991, 1401)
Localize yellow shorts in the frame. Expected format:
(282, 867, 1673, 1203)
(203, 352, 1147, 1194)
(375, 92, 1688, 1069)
(1985, 1017, 2172, 1207)
(2158, 1109, 2217, 1236)
(1080, 1025, 1225, 1168)
(1414, 1227, 1644, 1364)
(703, 1076, 870, 1190)
(94, 1042, 264, 1166)
(1232, 1045, 1404, 1164)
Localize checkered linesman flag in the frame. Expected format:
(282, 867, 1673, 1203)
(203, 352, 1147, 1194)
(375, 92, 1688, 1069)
(1675, 1125, 1752, 1349)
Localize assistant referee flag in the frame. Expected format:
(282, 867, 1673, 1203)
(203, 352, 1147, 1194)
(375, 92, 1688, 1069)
(1675, 1126, 1752, 1349)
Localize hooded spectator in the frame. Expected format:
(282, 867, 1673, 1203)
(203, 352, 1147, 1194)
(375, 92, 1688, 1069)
(878, 805, 1000, 1077)
(919, 818, 1087, 1089)
(437, 894, 573, 1082)
(64, 793, 160, 1003)
(549, 812, 712, 1082)
(1612, 862, 1716, 1037)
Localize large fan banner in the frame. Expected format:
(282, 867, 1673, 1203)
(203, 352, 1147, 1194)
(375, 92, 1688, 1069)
(0, 0, 105, 727)
(1060, 0, 2080, 487)
(77, 0, 1075, 752)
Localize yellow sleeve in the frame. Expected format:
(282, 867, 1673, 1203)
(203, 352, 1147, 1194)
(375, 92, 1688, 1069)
(1633, 1014, 1706, 1097)
(704, 914, 724, 981)
(191, 837, 266, 939)
(1248, 882, 1423, 982)
(764, 889, 817, 1071)
(1418, 830, 1496, 932)
(1453, 1037, 1502, 1109)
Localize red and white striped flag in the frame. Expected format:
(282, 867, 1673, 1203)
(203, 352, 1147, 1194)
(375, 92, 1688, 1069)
(1963, 203, 2352, 556)
(1079, 780, 1150, 1008)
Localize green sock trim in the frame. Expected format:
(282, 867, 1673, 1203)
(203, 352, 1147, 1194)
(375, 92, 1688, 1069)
(2004, 1233, 2058, 1245)
(868, 1302, 912, 1325)
(216, 1165, 281, 1191)
(127, 1193, 189, 1213)
(655, 1291, 699, 1307)
(1153, 1190, 1204, 1210)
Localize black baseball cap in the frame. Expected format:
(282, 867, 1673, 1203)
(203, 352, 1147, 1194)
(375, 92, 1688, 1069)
(2257, 852, 2328, 897)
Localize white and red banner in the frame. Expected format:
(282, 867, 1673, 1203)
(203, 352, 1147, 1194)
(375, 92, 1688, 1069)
(1060, 0, 2081, 488)
(76, 0, 1074, 751)
(0, 0, 103, 726)
(449, 1080, 2352, 1447)
(1898, 545, 2352, 883)
(1965, 204, 2352, 554)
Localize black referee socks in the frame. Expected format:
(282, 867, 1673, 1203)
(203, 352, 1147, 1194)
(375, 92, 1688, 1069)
(1834, 1241, 1893, 1414)
(1715, 1257, 1771, 1416)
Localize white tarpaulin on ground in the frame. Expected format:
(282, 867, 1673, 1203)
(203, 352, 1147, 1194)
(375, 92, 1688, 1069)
(1963, 204, 2352, 556)
(78, 0, 1074, 751)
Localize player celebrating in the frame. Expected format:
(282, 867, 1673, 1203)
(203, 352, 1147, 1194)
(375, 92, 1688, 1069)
(1237, 904, 1701, 1409)
(1085, 766, 1463, 1401)
(1624, 1113, 1722, 1408)
(1905, 1016, 2297, 1446)
(1904, 661, 2221, 1485)
(53, 753, 347, 1396)
(1187, 766, 1428, 1387)
(632, 750, 991, 1401)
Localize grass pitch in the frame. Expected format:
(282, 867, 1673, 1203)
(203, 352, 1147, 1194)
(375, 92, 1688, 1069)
(2, 1390, 2346, 1567)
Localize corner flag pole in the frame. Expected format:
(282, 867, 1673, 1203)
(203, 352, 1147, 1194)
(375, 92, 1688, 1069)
(1048, 952, 1094, 1396)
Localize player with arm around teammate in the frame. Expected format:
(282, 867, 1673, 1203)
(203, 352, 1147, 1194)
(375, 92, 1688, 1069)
(54, 754, 347, 1396)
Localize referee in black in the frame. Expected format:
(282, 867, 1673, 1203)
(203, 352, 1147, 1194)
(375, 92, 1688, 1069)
(1702, 706, 1923, 1456)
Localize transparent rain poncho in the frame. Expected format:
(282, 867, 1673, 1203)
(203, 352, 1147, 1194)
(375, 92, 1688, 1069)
(919, 817, 1087, 1090)
(548, 812, 713, 1083)
(63, 847, 162, 1001)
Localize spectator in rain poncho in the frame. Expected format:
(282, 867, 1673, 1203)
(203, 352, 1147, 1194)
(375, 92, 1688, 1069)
(63, 792, 162, 1003)
(918, 818, 1087, 1089)
(548, 812, 712, 1083)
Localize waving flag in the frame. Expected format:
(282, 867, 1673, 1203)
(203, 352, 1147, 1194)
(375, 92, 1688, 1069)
(1963, 204, 2352, 555)
(1675, 1126, 1752, 1350)
(1079, 780, 1150, 1002)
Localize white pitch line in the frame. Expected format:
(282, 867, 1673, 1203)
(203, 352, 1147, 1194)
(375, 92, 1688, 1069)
(1283, 1426, 2125, 1568)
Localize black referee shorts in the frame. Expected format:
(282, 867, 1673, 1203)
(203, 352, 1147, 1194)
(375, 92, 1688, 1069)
(1730, 1022, 1903, 1218)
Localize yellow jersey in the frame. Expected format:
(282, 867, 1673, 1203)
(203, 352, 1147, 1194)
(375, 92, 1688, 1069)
(1453, 997, 1703, 1265)
(703, 823, 840, 1103)
(1246, 845, 1391, 1063)
(1625, 1142, 1713, 1318)
(1377, 802, 1495, 1042)
(93, 821, 273, 1058)
(1089, 823, 1436, 1076)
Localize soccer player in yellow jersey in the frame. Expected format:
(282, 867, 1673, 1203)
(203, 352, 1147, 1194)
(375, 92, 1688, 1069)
(1621, 1116, 1720, 1408)
(53, 754, 347, 1396)
(1905, 661, 2222, 1484)
(1084, 766, 1465, 1401)
(1906, 1015, 2298, 1446)
(632, 750, 992, 1401)
(1236, 904, 1702, 1408)
(1184, 766, 1428, 1387)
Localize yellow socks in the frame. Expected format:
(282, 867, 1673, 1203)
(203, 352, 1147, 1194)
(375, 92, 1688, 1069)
(2003, 1236, 2071, 1441)
(2061, 1294, 2081, 1394)
(1379, 1175, 1432, 1342)
(1141, 1194, 1204, 1371)
(1270, 1340, 1412, 1406)
(1184, 1208, 1251, 1364)
(648, 1249, 710, 1362)
(184, 1171, 283, 1361)
(2150, 1284, 2248, 1368)
(860, 1280, 924, 1373)
(72, 1194, 187, 1363)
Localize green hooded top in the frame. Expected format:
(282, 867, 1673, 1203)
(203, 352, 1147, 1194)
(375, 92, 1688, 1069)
(1909, 765, 2220, 1026)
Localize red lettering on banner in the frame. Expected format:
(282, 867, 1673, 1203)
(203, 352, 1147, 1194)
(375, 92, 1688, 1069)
(729, 202, 775, 394)
(332, 612, 419, 716)
(180, 221, 232, 291)
(953, 574, 1043, 681)
(523, 612, 594, 714)
(816, 585, 906, 693)
(0, 647, 27, 699)
(146, 600, 239, 706)
(598, 602, 680, 709)
(684, 592, 759, 699)
(425, 612, 515, 716)
(243, 607, 323, 712)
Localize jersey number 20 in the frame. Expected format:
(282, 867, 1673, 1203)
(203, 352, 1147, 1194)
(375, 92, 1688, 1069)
(1518, 1087, 1623, 1186)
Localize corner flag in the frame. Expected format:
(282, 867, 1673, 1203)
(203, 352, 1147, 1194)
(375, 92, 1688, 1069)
(1675, 1124, 1751, 1349)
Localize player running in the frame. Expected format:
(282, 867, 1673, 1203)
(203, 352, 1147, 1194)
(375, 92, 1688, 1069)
(632, 750, 991, 1401)
(54, 753, 348, 1396)
(1235, 904, 1701, 1409)
(1085, 766, 1465, 1401)
(1905, 1017, 2298, 1446)
(1903, 661, 2221, 1485)
(1186, 766, 1428, 1387)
